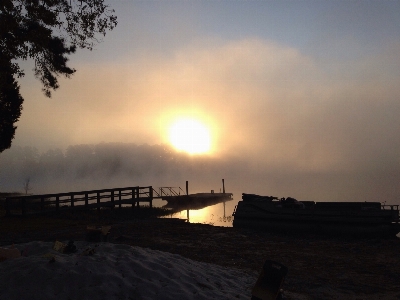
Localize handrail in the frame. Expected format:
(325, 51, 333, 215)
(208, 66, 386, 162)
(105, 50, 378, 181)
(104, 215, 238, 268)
(5, 186, 153, 200)
(5, 186, 154, 216)
(152, 187, 185, 198)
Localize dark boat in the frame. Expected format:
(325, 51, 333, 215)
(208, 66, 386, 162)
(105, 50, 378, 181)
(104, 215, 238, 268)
(161, 179, 233, 207)
(233, 193, 400, 238)
(162, 192, 233, 207)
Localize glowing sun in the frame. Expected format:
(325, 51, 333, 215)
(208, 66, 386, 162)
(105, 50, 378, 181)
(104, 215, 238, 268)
(169, 119, 211, 154)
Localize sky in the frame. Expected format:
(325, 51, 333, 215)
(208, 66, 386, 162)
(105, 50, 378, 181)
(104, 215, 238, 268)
(2, 0, 400, 203)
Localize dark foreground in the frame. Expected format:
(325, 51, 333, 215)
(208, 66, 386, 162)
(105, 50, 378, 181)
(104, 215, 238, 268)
(1, 211, 400, 299)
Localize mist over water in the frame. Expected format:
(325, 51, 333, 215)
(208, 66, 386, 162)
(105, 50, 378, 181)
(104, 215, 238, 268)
(1, 142, 400, 210)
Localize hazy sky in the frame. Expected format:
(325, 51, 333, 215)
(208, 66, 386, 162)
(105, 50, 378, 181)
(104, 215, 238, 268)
(4, 0, 400, 202)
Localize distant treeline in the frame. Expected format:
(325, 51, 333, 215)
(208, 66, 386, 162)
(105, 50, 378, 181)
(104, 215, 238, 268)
(0, 143, 228, 194)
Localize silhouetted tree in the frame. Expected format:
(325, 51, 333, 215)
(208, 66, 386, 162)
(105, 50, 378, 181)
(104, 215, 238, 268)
(23, 177, 32, 194)
(0, 57, 24, 152)
(0, 0, 118, 152)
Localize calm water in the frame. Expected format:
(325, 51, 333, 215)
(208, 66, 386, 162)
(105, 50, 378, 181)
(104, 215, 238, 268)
(153, 197, 239, 227)
(155, 197, 400, 238)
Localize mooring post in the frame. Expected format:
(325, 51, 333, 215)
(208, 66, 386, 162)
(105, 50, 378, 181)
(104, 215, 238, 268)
(223, 200, 226, 217)
(222, 179, 225, 194)
(186, 181, 189, 195)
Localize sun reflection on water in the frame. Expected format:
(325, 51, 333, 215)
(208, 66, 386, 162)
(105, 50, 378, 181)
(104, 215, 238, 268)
(161, 198, 238, 227)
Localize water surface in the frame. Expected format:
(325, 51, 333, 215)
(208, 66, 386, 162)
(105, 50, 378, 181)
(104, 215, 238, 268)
(154, 197, 239, 227)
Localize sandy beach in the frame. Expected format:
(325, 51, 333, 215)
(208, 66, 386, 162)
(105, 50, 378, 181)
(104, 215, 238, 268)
(1, 215, 400, 299)
(0, 241, 256, 300)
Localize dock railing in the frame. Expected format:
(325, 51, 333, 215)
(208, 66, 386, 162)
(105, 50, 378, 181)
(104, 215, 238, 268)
(152, 187, 185, 198)
(5, 186, 153, 216)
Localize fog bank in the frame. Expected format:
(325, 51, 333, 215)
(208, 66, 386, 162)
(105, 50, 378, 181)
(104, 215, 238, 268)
(1, 142, 399, 204)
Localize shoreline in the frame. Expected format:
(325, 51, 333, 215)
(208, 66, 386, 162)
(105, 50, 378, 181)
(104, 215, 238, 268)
(1, 215, 400, 299)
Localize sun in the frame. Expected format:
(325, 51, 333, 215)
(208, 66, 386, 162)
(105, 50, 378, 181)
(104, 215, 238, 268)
(169, 118, 211, 154)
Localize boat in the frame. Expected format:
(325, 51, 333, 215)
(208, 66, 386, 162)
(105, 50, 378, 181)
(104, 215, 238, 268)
(161, 179, 233, 207)
(232, 193, 400, 238)
(162, 192, 233, 207)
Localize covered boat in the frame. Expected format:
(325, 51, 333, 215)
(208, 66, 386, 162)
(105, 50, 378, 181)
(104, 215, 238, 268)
(232, 193, 400, 238)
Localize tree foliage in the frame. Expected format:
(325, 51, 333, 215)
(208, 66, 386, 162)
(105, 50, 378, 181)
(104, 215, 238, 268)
(0, 57, 24, 152)
(0, 0, 117, 152)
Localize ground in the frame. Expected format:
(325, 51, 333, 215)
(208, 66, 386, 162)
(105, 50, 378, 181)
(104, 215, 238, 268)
(1, 210, 400, 299)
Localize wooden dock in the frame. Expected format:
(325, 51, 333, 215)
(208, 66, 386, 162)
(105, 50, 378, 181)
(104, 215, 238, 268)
(4, 180, 231, 216)
(5, 186, 155, 216)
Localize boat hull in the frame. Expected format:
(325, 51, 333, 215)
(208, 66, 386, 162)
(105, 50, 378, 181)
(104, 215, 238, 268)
(163, 193, 233, 211)
(233, 218, 400, 238)
(233, 194, 400, 238)
(162, 193, 232, 206)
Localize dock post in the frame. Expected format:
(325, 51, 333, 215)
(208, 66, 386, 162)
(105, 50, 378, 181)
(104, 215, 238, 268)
(132, 188, 136, 209)
(136, 187, 140, 208)
(186, 181, 189, 195)
(149, 186, 153, 208)
(222, 179, 225, 194)
(223, 200, 226, 217)
(111, 190, 115, 209)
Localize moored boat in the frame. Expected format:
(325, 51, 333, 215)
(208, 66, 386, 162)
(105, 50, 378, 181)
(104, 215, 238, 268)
(162, 192, 233, 206)
(232, 193, 400, 238)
